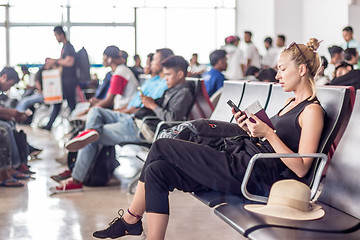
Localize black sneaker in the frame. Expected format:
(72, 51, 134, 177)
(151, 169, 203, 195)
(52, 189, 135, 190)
(93, 209, 145, 239)
(29, 145, 43, 157)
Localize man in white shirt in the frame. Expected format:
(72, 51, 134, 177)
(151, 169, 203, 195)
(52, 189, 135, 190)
(341, 26, 360, 52)
(275, 34, 286, 65)
(262, 37, 278, 69)
(341, 26, 360, 68)
(244, 31, 261, 70)
(221, 35, 246, 79)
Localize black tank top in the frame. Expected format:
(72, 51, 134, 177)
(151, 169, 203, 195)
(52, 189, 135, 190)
(270, 97, 320, 153)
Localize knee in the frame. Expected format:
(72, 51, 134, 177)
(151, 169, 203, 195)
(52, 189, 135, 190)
(144, 161, 169, 185)
(151, 138, 175, 152)
(88, 107, 101, 118)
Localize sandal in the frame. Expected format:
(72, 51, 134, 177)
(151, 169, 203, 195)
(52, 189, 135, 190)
(0, 178, 24, 187)
(12, 171, 31, 180)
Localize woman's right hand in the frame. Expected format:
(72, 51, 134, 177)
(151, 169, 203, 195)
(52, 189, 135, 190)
(233, 109, 249, 132)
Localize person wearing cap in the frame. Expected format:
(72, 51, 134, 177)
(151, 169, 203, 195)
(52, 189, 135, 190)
(201, 49, 227, 97)
(75, 45, 138, 117)
(42, 26, 78, 131)
(92, 39, 324, 240)
(221, 35, 246, 79)
(244, 31, 262, 70)
(262, 37, 279, 69)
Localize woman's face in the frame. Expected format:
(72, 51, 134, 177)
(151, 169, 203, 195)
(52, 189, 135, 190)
(275, 52, 302, 92)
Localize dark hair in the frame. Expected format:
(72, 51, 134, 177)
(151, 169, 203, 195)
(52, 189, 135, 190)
(192, 53, 198, 57)
(264, 37, 273, 45)
(134, 54, 140, 61)
(343, 26, 353, 33)
(277, 34, 286, 43)
(244, 31, 252, 37)
(120, 50, 128, 60)
(328, 45, 343, 58)
(21, 65, 28, 72)
(257, 68, 277, 82)
(156, 48, 174, 63)
(54, 26, 65, 36)
(320, 56, 328, 69)
(103, 45, 121, 59)
(161, 55, 189, 76)
(0, 67, 20, 83)
(245, 66, 260, 76)
(344, 48, 357, 61)
(335, 61, 354, 71)
(209, 49, 226, 66)
(147, 53, 154, 62)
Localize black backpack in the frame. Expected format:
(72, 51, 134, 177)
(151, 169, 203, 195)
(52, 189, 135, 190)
(84, 145, 119, 186)
(67, 145, 119, 186)
(75, 47, 91, 84)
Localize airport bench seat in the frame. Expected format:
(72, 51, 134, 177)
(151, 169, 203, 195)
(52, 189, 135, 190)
(214, 89, 360, 240)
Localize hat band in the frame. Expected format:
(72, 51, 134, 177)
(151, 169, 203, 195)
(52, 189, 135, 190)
(268, 196, 311, 212)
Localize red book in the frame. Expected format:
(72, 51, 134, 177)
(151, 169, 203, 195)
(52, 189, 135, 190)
(244, 100, 275, 130)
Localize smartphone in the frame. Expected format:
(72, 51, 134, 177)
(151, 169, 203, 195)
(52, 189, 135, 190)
(137, 87, 144, 95)
(227, 100, 240, 113)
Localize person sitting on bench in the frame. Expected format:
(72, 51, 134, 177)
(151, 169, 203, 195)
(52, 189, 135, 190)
(52, 55, 194, 192)
(92, 38, 325, 240)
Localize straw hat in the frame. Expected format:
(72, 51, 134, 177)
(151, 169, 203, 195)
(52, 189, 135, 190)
(244, 179, 325, 220)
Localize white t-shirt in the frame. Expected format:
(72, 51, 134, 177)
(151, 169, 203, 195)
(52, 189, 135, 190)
(262, 47, 279, 68)
(324, 63, 336, 80)
(245, 43, 261, 69)
(221, 44, 247, 79)
(112, 64, 139, 109)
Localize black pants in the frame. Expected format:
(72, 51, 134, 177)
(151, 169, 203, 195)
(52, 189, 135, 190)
(139, 138, 244, 215)
(45, 78, 77, 129)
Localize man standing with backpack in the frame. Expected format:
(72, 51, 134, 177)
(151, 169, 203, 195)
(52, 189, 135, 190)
(42, 26, 78, 131)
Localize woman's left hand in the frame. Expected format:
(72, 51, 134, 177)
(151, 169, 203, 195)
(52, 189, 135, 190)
(245, 114, 272, 138)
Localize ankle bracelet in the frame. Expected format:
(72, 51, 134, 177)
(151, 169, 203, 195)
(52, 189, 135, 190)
(127, 208, 142, 220)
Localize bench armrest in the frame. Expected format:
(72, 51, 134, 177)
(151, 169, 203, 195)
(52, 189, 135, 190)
(138, 117, 185, 142)
(136, 116, 160, 142)
(241, 153, 328, 203)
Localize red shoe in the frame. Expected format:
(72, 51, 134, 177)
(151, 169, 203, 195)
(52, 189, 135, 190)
(16, 164, 36, 175)
(51, 170, 72, 183)
(65, 129, 99, 152)
(55, 179, 83, 193)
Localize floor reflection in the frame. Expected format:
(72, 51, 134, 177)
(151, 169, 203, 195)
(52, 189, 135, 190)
(1, 125, 243, 240)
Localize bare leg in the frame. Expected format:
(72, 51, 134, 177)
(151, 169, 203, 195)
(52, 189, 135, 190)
(123, 181, 146, 224)
(146, 213, 169, 240)
(124, 181, 169, 240)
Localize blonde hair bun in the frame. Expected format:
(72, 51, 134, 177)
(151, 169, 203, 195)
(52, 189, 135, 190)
(306, 38, 320, 52)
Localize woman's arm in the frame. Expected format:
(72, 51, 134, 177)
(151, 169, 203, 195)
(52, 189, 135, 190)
(246, 103, 324, 178)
